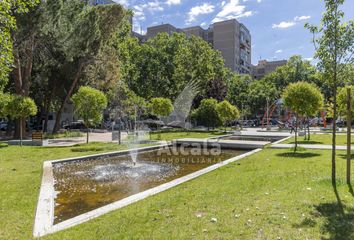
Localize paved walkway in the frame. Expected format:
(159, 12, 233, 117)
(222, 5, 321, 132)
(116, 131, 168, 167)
(47, 132, 129, 147)
(271, 143, 354, 150)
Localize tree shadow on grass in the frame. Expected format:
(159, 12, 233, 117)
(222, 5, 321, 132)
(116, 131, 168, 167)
(294, 184, 353, 240)
(337, 154, 354, 196)
(313, 201, 353, 240)
(348, 182, 354, 197)
(276, 152, 321, 158)
(338, 153, 354, 160)
(287, 141, 323, 145)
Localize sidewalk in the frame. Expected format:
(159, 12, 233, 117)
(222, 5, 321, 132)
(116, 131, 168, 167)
(271, 143, 354, 150)
(47, 132, 128, 147)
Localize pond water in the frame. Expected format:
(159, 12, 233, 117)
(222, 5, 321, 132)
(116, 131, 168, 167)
(53, 146, 247, 223)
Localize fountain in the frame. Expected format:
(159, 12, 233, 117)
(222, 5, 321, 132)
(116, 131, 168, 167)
(52, 147, 247, 223)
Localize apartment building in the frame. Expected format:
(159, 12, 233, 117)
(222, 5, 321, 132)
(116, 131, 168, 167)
(252, 60, 288, 80)
(211, 20, 251, 74)
(146, 24, 181, 39)
(143, 19, 252, 74)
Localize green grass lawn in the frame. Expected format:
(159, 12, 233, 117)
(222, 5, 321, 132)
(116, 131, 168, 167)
(284, 133, 354, 145)
(149, 130, 227, 141)
(0, 144, 353, 239)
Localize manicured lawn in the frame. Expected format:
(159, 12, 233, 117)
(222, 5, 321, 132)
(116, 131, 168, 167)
(149, 130, 227, 141)
(0, 144, 353, 239)
(284, 133, 354, 145)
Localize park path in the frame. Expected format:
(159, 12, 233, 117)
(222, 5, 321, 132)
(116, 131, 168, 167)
(47, 132, 128, 147)
(271, 143, 354, 150)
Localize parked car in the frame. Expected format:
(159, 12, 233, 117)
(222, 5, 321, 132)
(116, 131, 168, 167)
(63, 121, 86, 130)
(336, 120, 346, 127)
(0, 122, 7, 131)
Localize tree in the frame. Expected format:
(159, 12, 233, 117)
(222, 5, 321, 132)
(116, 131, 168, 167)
(149, 98, 174, 119)
(71, 87, 108, 143)
(149, 97, 174, 140)
(216, 100, 240, 132)
(0, 92, 11, 118)
(262, 56, 322, 92)
(6, 95, 38, 146)
(248, 80, 279, 117)
(121, 33, 227, 101)
(337, 86, 354, 184)
(0, 0, 39, 89)
(226, 74, 252, 120)
(306, 0, 354, 184)
(46, 1, 128, 133)
(337, 86, 354, 115)
(283, 82, 324, 151)
(205, 78, 227, 102)
(192, 99, 222, 131)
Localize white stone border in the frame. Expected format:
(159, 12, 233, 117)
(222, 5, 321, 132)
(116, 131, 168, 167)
(33, 145, 262, 238)
(271, 135, 292, 145)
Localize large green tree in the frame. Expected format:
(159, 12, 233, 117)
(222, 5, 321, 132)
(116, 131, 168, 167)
(248, 80, 279, 117)
(120, 33, 227, 101)
(226, 74, 252, 117)
(0, 0, 39, 90)
(47, 1, 128, 133)
(306, 0, 354, 184)
(262, 56, 322, 92)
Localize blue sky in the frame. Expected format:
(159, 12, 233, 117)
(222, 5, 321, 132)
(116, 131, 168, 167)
(114, 0, 354, 65)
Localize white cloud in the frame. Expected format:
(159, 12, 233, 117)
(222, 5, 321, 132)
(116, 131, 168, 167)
(294, 15, 311, 21)
(166, 0, 181, 5)
(187, 3, 215, 24)
(272, 15, 311, 29)
(243, 0, 261, 3)
(136, 1, 164, 13)
(272, 21, 296, 29)
(212, 0, 253, 23)
(113, 0, 128, 6)
(275, 49, 283, 54)
(201, 22, 207, 27)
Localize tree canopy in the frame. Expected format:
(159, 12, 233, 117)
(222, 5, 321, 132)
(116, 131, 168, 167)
(337, 86, 354, 116)
(216, 100, 240, 130)
(149, 98, 174, 118)
(283, 82, 323, 117)
(71, 86, 108, 128)
(192, 98, 222, 130)
(120, 33, 226, 101)
(0, 0, 39, 89)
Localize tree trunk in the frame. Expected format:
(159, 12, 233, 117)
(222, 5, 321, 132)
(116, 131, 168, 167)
(347, 88, 352, 184)
(52, 62, 84, 134)
(308, 117, 311, 141)
(294, 114, 298, 152)
(20, 119, 23, 147)
(304, 119, 307, 140)
(86, 128, 89, 144)
(12, 35, 35, 138)
(332, 78, 337, 185)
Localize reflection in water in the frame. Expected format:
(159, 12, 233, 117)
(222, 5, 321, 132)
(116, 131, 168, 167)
(53, 147, 246, 223)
